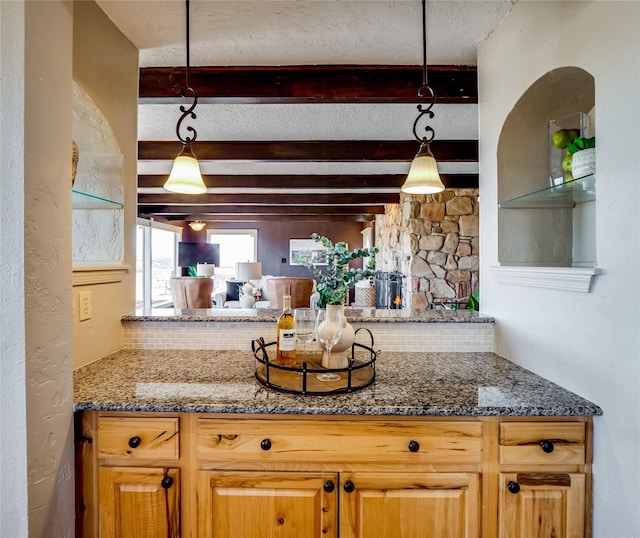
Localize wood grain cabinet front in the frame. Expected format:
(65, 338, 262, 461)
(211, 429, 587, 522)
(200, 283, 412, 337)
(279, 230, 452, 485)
(339, 472, 481, 538)
(496, 420, 590, 538)
(98, 466, 180, 538)
(75, 413, 593, 538)
(197, 471, 338, 538)
(499, 472, 585, 538)
(97, 416, 180, 460)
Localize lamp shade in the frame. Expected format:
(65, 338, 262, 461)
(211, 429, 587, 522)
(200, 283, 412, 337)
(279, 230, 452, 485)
(401, 142, 445, 194)
(196, 263, 215, 277)
(164, 143, 207, 194)
(235, 262, 262, 281)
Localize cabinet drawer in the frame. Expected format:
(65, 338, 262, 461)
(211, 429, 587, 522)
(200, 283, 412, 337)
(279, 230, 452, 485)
(97, 417, 179, 460)
(499, 422, 585, 465)
(198, 418, 482, 465)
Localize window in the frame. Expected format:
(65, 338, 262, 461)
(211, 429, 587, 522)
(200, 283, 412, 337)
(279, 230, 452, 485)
(207, 229, 258, 286)
(136, 219, 182, 309)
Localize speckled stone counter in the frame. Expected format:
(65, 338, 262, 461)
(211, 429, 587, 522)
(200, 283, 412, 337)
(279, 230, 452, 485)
(74, 349, 601, 417)
(123, 307, 495, 324)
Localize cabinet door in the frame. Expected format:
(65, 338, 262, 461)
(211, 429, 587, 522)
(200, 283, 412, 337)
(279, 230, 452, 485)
(340, 472, 480, 538)
(98, 466, 180, 538)
(197, 471, 338, 538)
(499, 472, 585, 538)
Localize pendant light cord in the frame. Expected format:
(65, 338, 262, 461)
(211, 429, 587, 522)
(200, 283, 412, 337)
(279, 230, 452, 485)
(185, 0, 191, 89)
(412, 0, 436, 143)
(176, 0, 198, 145)
(421, 0, 428, 89)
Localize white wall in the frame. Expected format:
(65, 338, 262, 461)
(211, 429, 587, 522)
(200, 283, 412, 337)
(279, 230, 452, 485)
(478, 2, 640, 536)
(0, 1, 76, 535)
(0, 2, 29, 536)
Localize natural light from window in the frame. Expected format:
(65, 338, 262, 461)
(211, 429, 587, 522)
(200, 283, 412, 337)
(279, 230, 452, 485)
(136, 219, 182, 309)
(208, 230, 257, 287)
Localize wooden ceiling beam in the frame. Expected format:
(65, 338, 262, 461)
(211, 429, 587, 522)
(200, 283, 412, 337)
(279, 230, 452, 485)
(138, 140, 478, 162)
(138, 193, 399, 205)
(139, 65, 477, 104)
(138, 205, 386, 216)
(137, 173, 478, 189)
(141, 213, 377, 223)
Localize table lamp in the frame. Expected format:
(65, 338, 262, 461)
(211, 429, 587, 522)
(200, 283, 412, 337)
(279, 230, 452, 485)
(235, 262, 262, 308)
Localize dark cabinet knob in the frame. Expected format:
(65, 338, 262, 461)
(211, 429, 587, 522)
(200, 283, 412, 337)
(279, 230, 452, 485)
(540, 440, 555, 453)
(323, 480, 335, 493)
(260, 438, 272, 451)
(343, 480, 355, 493)
(161, 476, 173, 489)
(128, 436, 141, 449)
(408, 440, 420, 452)
(507, 481, 520, 494)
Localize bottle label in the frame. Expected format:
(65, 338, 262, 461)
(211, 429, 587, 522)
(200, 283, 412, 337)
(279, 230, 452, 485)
(279, 329, 297, 351)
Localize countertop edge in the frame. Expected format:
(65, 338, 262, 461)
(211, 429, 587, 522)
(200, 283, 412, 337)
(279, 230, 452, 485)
(121, 310, 495, 324)
(73, 402, 603, 417)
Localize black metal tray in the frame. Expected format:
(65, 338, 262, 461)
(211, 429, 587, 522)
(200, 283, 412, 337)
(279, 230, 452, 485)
(251, 328, 377, 395)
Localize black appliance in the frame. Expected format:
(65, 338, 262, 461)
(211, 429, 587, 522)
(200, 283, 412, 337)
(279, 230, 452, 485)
(177, 242, 220, 276)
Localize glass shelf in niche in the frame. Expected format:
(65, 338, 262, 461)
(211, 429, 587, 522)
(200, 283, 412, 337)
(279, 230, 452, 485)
(499, 174, 595, 209)
(72, 189, 123, 209)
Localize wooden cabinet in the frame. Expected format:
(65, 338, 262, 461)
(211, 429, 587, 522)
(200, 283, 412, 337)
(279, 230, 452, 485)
(99, 467, 180, 538)
(499, 472, 585, 538)
(197, 471, 338, 538)
(339, 472, 480, 538)
(79, 414, 183, 537)
(76, 413, 592, 538)
(497, 420, 590, 538)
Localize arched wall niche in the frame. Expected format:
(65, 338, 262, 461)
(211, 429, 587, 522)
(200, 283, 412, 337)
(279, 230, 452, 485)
(497, 66, 595, 266)
(72, 80, 124, 264)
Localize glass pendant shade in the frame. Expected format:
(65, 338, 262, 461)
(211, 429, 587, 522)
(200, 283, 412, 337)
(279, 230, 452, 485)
(401, 142, 445, 194)
(164, 143, 207, 194)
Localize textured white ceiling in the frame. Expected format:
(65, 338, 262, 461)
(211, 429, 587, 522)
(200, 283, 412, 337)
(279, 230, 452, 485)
(97, 0, 512, 216)
(97, 0, 516, 67)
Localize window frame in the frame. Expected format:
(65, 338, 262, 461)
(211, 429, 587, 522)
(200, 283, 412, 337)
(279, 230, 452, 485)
(136, 218, 183, 309)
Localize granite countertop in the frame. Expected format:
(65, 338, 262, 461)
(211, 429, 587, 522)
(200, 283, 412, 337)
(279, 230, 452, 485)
(74, 349, 601, 417)
(123, 308, 495, 324)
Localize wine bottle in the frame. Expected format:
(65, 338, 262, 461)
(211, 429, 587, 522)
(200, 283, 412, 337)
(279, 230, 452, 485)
(276, 295, 297, 365)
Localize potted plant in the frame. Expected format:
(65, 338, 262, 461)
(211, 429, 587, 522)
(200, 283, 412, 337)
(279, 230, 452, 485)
(295, 233, 378, 308)
(296, 233, 378, 369)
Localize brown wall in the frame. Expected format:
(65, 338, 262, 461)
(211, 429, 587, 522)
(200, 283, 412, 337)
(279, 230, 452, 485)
(177, 220, 368, 277)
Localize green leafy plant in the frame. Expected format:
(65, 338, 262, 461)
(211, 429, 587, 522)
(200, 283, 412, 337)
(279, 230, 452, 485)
(295, 233, 378, 307)
(567, 136, 595, 155)
(466, 288, 479, 311)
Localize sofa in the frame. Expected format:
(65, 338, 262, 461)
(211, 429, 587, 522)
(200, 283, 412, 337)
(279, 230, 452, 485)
(213, 276, 318, 309)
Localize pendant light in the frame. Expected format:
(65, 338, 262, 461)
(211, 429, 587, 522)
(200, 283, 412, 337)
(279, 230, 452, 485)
(164, 0, 207, 195)
(401, 0, 445, 195)
(188, 220, 206, 231)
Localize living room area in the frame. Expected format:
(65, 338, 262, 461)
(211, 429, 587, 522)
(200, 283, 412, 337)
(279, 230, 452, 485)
(143, 218, 373, 311)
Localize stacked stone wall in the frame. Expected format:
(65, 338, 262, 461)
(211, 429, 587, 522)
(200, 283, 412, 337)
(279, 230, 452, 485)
(375, 189, 479, 309)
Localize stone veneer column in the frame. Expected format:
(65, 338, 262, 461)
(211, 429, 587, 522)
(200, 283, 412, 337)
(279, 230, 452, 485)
(375, 189, 479, 309)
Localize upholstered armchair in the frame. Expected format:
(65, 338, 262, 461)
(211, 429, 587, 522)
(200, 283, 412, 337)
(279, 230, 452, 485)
(265, 277, 317, 309)
(170, 277, 214, 308)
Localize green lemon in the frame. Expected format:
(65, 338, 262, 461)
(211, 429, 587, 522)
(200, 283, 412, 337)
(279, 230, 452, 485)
(552, 128, 580, 150)
(561, 154, 573, 172)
